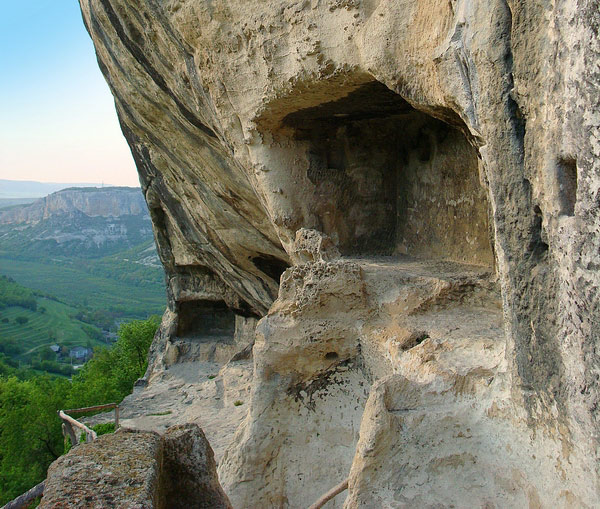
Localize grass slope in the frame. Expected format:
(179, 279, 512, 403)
(0, 256, 165, 317)
(0, 276, 108, 368)
(0, 298, 106, 356)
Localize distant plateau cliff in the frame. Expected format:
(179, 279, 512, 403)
(0, 187, 154, 259)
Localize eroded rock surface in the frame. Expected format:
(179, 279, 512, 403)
(40, 426, 231, 509)
(161, 424, 232, 509)
(96, 360, 253, 461)
(41, 430, 162, 508)
(79, 0, 599, 507)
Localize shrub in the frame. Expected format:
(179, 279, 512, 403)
(93, 422, 116, 436)
(0, 339, 22, 356)
(69, 315, 160, 407)
(64, 420, 116, 455)
(0, 316, 158, 504)
(15, 316, 28, 325)
(81, 324, 102, 341)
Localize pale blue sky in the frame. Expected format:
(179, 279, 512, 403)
(0, 1, 139, 186)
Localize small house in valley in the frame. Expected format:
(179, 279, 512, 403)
(69, 346, 93, 361)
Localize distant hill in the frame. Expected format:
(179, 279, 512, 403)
(0, 198, 38, 210)
(0, 186, 165, 320)
(0, 187, 153, 259)
(0, 179, 110, 199)
(0, 186, 145, 223)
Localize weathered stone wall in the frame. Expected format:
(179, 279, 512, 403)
(79, 0, 600, 506)
(277, 83, 492, 265)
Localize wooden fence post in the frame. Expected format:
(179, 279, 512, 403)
(58, 411, 97, 441)
(60, 413, 78, 449)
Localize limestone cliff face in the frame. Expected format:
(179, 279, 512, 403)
(0, 187, 155, 258)
(0, 187, 147, 224)
(80, 0, 599, 507)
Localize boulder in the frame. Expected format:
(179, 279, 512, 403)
(161, 424, 231, 509)
(39, 426, 231, 509)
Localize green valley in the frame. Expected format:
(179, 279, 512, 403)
(0, 186, 165, 318)
(0, 315, 160, 504)
(0, 276, 107, 374)
(0, 186, 166, 376)
(0, 250, 165, 317)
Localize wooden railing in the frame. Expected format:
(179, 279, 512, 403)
(62, 402, 120, 427)
(58, 403, 119, 447)
(1, 403, 120, 509)
(308, 478, 349, 509)
(1, 481, 44, 509)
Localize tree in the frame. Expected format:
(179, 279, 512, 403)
(68, 315, 160, 407)
(39, 348, 55, 362)
(0, 316, 160, 504)
(0, 376, 70, 504)
(15, 316, 28, 325)
(116, 317, 160, 374)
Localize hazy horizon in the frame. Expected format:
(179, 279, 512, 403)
(0, 2, 139, 187)
(0, 178, 141, 200)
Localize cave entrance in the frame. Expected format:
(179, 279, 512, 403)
(283, 81, 493, 267)
(176, 300, 236, 340)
